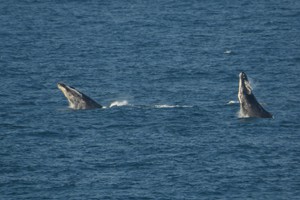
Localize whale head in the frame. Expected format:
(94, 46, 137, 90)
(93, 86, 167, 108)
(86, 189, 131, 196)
(239, 72, 253, 97)
(57, 83, 102, 109)
(238, 72, 272, 118)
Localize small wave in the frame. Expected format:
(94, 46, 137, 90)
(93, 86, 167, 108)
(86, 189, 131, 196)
(109, 100, 129, 108)
(154, 104, 192, 108)
(224, 50, 232, 54)
(227, 100, 239, 105)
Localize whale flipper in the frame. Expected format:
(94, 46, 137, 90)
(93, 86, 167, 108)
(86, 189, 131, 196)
(57, 83, 102, 109)
(238, 72, 272, 118)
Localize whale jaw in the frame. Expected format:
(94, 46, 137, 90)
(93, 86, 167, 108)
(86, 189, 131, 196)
(57, 83, 102, 110)
(238, 72, 272, 118)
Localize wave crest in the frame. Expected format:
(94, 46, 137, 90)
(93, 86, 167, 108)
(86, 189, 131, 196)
(109, 100, 129, 108)
(154, 104, 192, 108)
(227, 100, 239, 105)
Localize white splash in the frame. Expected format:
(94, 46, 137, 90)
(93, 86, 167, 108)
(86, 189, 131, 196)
(237, 110, 250, 118)
(109, 100, 129, 108)
(224, 50, 232, 54)
(227, 100, 239, 105)
(154, 104, 192, 108)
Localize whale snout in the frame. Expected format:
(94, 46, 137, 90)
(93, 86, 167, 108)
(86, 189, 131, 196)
(57, 83, 67, 90)
(239, 72, 248, 81)
(57, 83, 65, 87)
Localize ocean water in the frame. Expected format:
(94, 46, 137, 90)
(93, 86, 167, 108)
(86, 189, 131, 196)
(1, 0, 300, 199)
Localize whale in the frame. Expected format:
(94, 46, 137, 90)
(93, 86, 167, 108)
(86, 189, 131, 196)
(238, 72, 272, 118)
(57, 83, 102, 109)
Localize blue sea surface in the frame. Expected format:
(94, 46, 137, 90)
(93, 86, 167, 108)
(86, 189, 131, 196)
(1, 0, 300, 199)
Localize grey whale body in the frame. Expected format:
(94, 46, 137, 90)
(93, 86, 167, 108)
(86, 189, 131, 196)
(238, 72, 272, 118)
(57, 83, 102, 110)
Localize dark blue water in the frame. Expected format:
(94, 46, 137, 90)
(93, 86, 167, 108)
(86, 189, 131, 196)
(1, 1, 300, 199)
